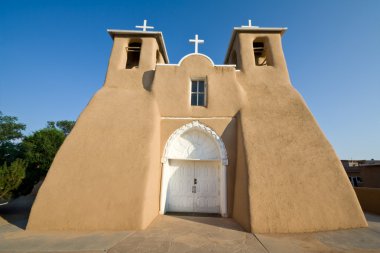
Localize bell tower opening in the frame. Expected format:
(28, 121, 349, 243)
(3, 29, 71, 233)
(126, 41, 142, 69)
(253, 38, 272, 66)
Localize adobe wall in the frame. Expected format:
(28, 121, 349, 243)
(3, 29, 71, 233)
(232, 113, 251, 232)
(232, 32, 367, 233)
(154, 54, 244, 218)
(27, 34, 164, 231)
(27, 87, 161, 230)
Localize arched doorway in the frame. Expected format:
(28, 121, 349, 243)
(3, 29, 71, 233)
(160, 121, 228, 217)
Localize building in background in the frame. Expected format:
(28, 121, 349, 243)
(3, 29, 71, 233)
(342, 160, 380, 187)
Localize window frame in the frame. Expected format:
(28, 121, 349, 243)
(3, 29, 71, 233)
(190, 79, 207, 107)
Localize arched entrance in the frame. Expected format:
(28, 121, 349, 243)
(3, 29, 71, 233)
(160, 121, 228, 217)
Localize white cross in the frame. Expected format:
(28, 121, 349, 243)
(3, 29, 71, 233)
(242, 19, 259, 28)
(135, 19, 154, 31)
(189, 34, 204, 54)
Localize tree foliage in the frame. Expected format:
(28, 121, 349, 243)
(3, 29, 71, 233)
(0, 111, 74, 198)
(0, 159, 27, 201)
(22, 128, 65, 173)
(47, 120, 75, 136)
(0, 111, 26, 165)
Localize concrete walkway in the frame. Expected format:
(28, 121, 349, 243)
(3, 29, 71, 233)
(1, 197, 380, 252)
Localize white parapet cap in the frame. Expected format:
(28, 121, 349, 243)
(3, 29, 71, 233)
(107, 29, 170, 64)
(224, 27, 288, 64)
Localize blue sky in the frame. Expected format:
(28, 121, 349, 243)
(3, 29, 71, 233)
(0, 0, 379, 159)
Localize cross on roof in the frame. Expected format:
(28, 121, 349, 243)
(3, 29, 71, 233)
(189, 34, 204, 54)
(241, 19, 259, 28)
(135, 19, 154, 31)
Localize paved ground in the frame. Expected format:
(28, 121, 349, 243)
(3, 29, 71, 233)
(1, 196, 380, 253)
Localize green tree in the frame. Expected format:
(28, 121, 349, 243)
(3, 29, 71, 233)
(0, 159, 27, 201)
(46, 120, 75, 136)
(0, 111, 26, 165)
(56, 120, 75, 136)
(17, 127, 65, 195)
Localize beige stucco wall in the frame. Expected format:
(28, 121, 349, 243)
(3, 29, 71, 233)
(28, 35, 163, 231)
(231, 31, 367, 233)
(28, 29, 367, 233)
(28, 88, 161, 230)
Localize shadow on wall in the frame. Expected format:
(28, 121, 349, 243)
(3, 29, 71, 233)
(221, 117, 238, 217)
(142, 70, 155, 91)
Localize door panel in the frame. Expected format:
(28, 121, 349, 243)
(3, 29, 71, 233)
(167, 160, 194, 212)
(194, 161, 220, 213)
(166, 160, 220, 214)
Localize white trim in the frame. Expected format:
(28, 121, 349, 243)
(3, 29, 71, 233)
(178, 53, 215, 66)
(160, 121, 228, 217)
(161, 116, 235, 119)
(156, 63, 236, 68)
(161, 121, 228, 165)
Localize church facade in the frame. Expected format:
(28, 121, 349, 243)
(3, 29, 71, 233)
(27, 21, 367, 233)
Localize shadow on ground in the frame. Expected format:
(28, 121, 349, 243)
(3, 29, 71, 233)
(0, 195, 34, 229)
(166, 212, 246, 232)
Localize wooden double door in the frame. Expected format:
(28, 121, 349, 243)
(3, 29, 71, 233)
(166, 160, 220, 214)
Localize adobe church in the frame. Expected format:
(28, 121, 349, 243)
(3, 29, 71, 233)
(27, 20, 367, 233)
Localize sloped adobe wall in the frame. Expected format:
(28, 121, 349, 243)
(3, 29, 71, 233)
(240, 82, 367, 233)
(27, 87, 161, 230)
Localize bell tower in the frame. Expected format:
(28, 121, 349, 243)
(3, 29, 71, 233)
(105, 20, 169, 89)
(225, 21, 289, 85)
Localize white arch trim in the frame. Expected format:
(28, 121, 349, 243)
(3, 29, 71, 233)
(160, 121, 228, 217)
(156, 53, 236, 67)
(178, 53, 215, 66)
(161, 121, 228, 165)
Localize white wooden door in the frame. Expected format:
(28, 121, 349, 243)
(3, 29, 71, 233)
(194, 161, 220, 213)
(167, 160, 194, 212)
(166, 160, 220, 213)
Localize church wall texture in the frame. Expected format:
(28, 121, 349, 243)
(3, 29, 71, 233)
(27, 26, 368, 233)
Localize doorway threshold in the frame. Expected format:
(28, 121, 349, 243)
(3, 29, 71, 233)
(166, 212, 222, 217)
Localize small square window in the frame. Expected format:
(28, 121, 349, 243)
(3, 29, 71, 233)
(191, 80, 207, 106)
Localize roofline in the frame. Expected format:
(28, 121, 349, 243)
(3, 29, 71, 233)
(107, 29, 169, 64)
(223, 27, 287, 64)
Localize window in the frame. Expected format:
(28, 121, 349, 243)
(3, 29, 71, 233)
(191, 80, 206, 106)
(349, 176, 363, 187)
(126, 41, 141, 69)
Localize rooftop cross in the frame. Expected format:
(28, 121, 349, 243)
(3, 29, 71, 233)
(241, 19, 259, 28)
(189, 34, 204, 54)
(135, 19, 154, 31)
